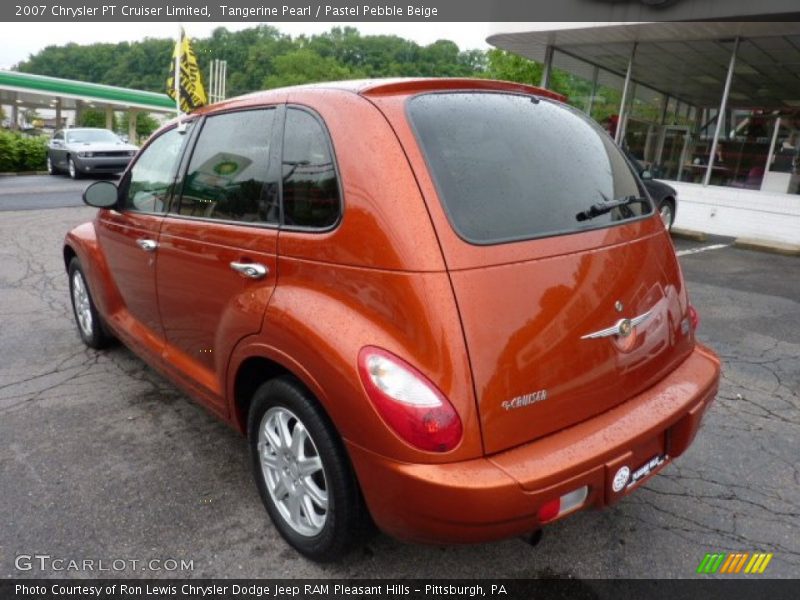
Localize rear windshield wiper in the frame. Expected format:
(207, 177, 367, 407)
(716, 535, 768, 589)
(575, 195, 649, 222)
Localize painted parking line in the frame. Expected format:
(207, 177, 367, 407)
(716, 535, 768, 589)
(675, 243, 732, 257)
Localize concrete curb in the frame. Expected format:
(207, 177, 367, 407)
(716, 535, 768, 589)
(734, 238, 800, 257)
(670, 228, 708, 242)
(0, 171, 49, 177)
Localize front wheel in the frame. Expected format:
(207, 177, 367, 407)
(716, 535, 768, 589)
(248, 376, 368, 561)
(68, 156, 80, 180)
(46, 155, 57, 175)
(68, 258, 111, 349)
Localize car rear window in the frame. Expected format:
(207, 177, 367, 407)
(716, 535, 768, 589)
(407, 92, 651, 245)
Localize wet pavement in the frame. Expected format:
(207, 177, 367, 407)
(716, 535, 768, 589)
(0, 206, 797, 579)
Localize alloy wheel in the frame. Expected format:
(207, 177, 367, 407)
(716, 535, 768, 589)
(257, 406, 329, 537)
(71, 271, 93, 338)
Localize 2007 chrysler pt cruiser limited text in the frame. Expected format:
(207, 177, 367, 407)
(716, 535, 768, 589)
(64, 78, 721, 561)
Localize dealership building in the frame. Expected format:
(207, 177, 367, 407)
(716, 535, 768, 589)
(488, 19, 800, 247)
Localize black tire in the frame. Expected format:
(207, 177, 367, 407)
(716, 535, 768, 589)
(68, 258, 112, 349)
(248, 376, 368, 561)
(67, 156, 80, 180)
(659, 198, 676, 231)
(46, 155, 57, 175)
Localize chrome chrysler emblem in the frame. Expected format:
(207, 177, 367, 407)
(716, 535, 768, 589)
(618, 319, 633, 337)
(581, 310, 653, 340)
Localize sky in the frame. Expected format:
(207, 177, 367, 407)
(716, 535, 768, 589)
(0, 22, 494, 70)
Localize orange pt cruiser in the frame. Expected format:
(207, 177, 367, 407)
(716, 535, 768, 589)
(64, 78, 720, 561)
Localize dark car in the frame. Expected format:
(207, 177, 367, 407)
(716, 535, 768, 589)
(47, 128, 138, 179)
(625, 151, 678, 231)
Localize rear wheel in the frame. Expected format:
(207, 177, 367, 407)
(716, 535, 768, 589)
(248, 376, 368, 561)
(659, 199, 675, 231)
(68, 258, 111, 349)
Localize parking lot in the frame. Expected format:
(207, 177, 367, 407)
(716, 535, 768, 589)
(0, 182, 798, 579)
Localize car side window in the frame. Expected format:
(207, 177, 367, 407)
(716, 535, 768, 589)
(281, 108, 340, 229)
(121, 126, 190, 214)
(176, 109, 278, 224)
(53, 131, 63, 142)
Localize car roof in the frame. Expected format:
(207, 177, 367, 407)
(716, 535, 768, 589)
(191, 77, 566, 117)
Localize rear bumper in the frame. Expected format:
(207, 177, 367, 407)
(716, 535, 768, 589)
(347, 343, 720, 544)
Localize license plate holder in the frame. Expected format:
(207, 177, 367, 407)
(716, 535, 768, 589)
(626, 453, 668, 490)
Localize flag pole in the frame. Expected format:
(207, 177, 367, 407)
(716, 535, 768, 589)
(175, 26, 184, 132)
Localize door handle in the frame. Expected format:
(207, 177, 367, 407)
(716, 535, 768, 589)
(136, 239, 158, 252)
(230, 261, 268, 279)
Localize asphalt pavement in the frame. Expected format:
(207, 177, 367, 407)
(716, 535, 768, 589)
(0, 174, 103, 211)
(0, 193, 797, 579)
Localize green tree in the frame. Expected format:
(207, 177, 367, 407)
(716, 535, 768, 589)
(262, 49, 365, 89)
(78, 108, 111, 128)
(484, 49, 542, 84)
(15, 25, 490, 98)
(121, 112, 160, 139)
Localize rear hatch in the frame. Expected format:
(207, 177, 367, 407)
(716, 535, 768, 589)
(405, 92, 696, 454)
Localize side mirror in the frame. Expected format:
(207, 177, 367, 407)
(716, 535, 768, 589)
(641, 169, 653, 181)
(83, 180, 119, 209)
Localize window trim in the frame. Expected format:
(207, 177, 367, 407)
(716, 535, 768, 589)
(137, 103, 345, 234)
(278, 103, 344, 234)
(167, 105, 283, 230)
(118, 120, 198, 217)
(405, 90, 654, 247)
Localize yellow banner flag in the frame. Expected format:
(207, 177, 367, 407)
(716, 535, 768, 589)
(167, 29, 207, 114)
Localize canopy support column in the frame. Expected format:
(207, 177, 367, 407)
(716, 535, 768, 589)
(540, 45, 554, 89)
(128, 109, 138, 145)
(615, 42, 637, 145)
(704, 37, 739, 187)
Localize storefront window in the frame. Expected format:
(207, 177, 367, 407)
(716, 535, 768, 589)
(762, 118, 800, 194)
(550, 50, 596, 113)
(533, 35, 800, 195)
(590, 71, 624, 133)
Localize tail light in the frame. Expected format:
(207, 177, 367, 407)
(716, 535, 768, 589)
(357, 347, 462, 452)
(688, 304, 700, 331)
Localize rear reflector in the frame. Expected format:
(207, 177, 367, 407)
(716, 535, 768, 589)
(537, 498, 560, 523)
(537, 486, 589, 523)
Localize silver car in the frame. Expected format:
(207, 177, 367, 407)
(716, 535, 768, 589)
(47, 128, 138, 179)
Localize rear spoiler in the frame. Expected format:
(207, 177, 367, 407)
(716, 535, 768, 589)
(358, 77, 566, 103)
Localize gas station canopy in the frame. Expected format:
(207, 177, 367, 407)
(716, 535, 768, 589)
(0, 69, 175, 119)
(488, 22, 800, 110)
(1, 69, 176, 141)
